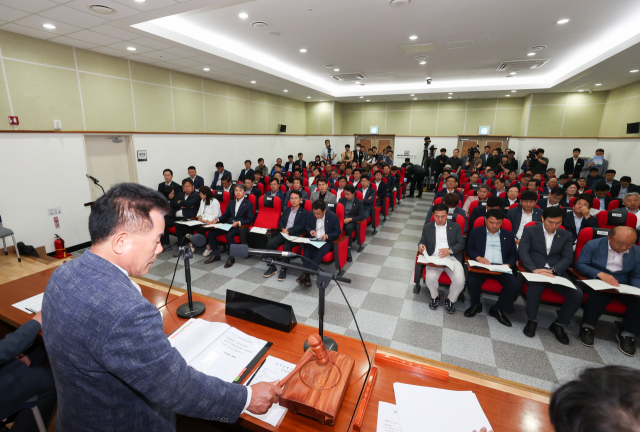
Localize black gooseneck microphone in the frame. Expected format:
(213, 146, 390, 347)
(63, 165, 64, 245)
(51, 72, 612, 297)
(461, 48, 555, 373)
(165, 233, 207, 318)
(86, 174, 105, 194)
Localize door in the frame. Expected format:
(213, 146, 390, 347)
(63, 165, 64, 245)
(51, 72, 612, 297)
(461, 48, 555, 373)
(84, 135, 137, 201)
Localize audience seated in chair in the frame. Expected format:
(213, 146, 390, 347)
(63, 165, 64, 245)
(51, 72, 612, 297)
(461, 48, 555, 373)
(310, 177, 337, 204)
(210, 162, 232, 190)
(158, 168, 181, 196)
(338, 184, 365, 260)
(467, 196, 502, 234)
(187, 166, 204, 190)
(264, 178, 286, 203)
(562, 194, 599, 244)
(238, 160, 255, 183)
(358, 177, 375, 219)
(283, 178, 308, 208)
(192, 186, 222, 258)
(537, 187, 568, 210)
(507, 191, 542, 245)
(171, 178, 200, 256)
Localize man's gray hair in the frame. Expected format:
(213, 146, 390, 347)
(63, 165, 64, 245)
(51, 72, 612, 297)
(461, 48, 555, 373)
(478, 184, 491, 192)
(624, 192, 640, 200)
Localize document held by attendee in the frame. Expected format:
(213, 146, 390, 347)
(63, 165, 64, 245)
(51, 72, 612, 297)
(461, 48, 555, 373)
(468, 260, 512, 273)
(582, 279, 640, 297)
(521, 272, 576, 289)
(12, 293, 44, 314)
(417, 251, 455, 270)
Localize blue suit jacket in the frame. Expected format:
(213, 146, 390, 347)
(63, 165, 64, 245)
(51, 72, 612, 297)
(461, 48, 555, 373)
(384, 174, 395, 193)
(576, 237, 640, 285)
(360, 187, 376, 212)
(506, 206, 543, 238)
(42, 251, 247, 431)
(305, 210, 341, 243)
(210, 170, 232, 190)
(561, 209, 600, 242)
(373, 180, 389, 202)
(172, 191, 200, 219)
(238, 168, 255, 183)
(264, 189, 286, 205)
(466, 227, 518, 266)
(435, 188, 464, 201)
(279, 206, 308, 236)
(191, 175, 204, 190)
(219, 197, 254, 225)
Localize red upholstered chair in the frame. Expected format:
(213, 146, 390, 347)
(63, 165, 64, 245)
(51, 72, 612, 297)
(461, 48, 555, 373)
(608, 199, 622, 211)
(585, 190, 611, 197)
(302, 178, 309, 187)
(499, 192, 506, 198)
(280, 184, 287, 193)
(429, 214, 465, 234)
(214, 190, 231, 214)
(304, 186, 311, 197)
(596, 210, 638, 229)
(468, 199, 485, 215)
(472, 217, 512, 232)
(485, 179, 493, 188)
(264, 175, 270, 185)
(438, 182, 445, 191)
(252, 196, 282, 229)
(330, 189, 337, 196)
(319, 202, 350, 276)
(257, 183, 264, 194)
(400, 167, 407, 198)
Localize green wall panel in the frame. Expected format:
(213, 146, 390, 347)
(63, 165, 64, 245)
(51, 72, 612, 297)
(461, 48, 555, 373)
(437, 109, 466, 135)
(130, 61, 171, 86)
(363, 111, 386, 134)
(228, 98, 249, 133)
(203, 79, 227, 97)
(249, 101, 267, 134)
(410, 110, 438, 135)
(204, 93, 229, 133)
(562, 104, 605, 137)
(76, 49, 130, 79)
(0, 30, 75, 68)
(80, 73, 135, 131)
(528, 105, 565, 136)
(386, 110, 411, 135)
(133, 82, 174, 132)
(173, 88, 204, 133)
(171, 71, 202, 92)
(464, 109, 495, 135)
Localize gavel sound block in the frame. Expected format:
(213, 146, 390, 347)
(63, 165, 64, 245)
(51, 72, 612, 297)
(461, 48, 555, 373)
(278, 334, 355, 425)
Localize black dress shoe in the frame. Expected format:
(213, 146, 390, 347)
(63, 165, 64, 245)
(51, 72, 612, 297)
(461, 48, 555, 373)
(550, 322, 570, 345)
(617, 331, 636, 356)
(444, 298, 455, 314)
(277, 269, 287, 281)
(464, 304, 483, 318)
(489, 307, 512, 327)
(579, 326, 595, 347)
(296, 274, 306, 286)
(347, 251, 353, 262)
(224, 257, 235, 268)
(263, 265, 277, 278)
(204, 254, 221, 264)
(406, 194, 415, 198)
(303, 273, 312, 287)
(429, 295, 440, 311)
(523, 320, 537, 338)
(357, 245, 365, 253)
(413, 283, 421, 294)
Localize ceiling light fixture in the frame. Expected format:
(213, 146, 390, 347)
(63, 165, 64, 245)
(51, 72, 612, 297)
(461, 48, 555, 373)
(238, 12, 248, 19)
(510, 72, 517, 75)
(127, 47, 136, 51)
(447, 97, 452, 99)
(578, 90, 584, 92)
(203, 67, 210, 71)
(595, 83, 602, 86)
(284, 90, 288, 92)
(505, 95, 510, 97)
(419, 61, 426, 65)
(409, 35, 418, 40)
(299, 48, 307, 53)
(511, 90, 516, 92)
(366, 100, 370, 102)
(359, 96, 363, 98)
(557, 18, 570, 24)
(631, 70, 639, 73)
(354, 81, 360, 84)
(413, 97, 417, 100)
(448, 92, 453, 95)
(43, 24, 56, 29)
(388, 0, 412, 7)
(134, 0, 146, 2)
(334, 68, 339, 71)
(307, 96, 311, 98)
(251, 80, 256, 84)
(410, 94, 415, 96)
(88, 5, 116, 14)
(527, 52, 535, 56)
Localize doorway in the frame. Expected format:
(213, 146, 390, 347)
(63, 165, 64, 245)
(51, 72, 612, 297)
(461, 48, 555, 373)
(457, 135, 511, 158)
(354, 134, 395, 157)
(84, 135, 138, 201)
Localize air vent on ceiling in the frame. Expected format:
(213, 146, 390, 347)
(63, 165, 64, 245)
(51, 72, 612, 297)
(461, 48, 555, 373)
(388, 0, 412, 6)
(251, 21, 269, 28)
(496, 59, 549, 71)
(323, 64, 335, 68)
(447, 40, 473, 49)
(331, 73, 367, 81)
(267, 31, 280, 36)
(399, 43, 436, 54)
(89, 4, 116, 14)
(529, 45, 547, 51)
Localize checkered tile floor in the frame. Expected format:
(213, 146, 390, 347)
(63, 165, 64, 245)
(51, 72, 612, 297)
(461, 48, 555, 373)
(74, 193, 640, 392)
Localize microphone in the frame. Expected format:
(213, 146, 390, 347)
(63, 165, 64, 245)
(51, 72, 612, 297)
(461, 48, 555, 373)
(86, 174, 99, 183)
(230, 244, 297, 258)
(184, 233, 206, 248)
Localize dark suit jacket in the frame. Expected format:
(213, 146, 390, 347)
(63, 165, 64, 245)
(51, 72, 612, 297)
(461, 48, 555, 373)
(502, 197, 519, 210)
(338, 198, 365, 222)
(593, 195, 614, 211)
(519, 224, 574, 276)
(586, 175, 603, 190)
(435, 188, 464, 201)
(293, 160, 306, 171)
(264, 189, 286, 204)
(283, 189, 309, 209)
(353, 150, 365, 164)
(447, 157, 462, 172)
(279, 206, 308, 236)
(419, 220, 465, 261)
(384, 174, 396, 193)
(466, 227, 518, 266)
(480, 153, 492, 167)
(210, 170, 232, 189)
(328, 177, 339, 188)
(576, 237, 640, 285)
(490, 188, 506, 198)
(238, 168, 255, 183)
(283, 162, 295, 173)
(190, 175, 204, 189)
(561, 209, 599, 242)
(157, 181, 181, 197)
(434, 155, 449, 174)
(0, 319, 39, 365)
(360, 187, 376, 212)
(172, 191, 200, 219)
(536, 198, 568, 210)
(595, 179, 621, 198)
(504, 158, 518, 172)
(564, 157, 585, 178)
(426, 206, 467, 233)
(219, 197, 254, 225)
(506, 206, 543, 237)
(373, 180, 389, 202)
(305, 210, 341, 243)
(42, 250, 247, 431)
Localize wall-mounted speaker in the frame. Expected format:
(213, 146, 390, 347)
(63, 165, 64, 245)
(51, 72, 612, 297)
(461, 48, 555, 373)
(278, 124, 287, 133)
(627, 122, 640, 134)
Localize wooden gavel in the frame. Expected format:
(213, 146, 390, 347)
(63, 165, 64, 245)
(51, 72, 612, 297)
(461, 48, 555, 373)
(279, 334, 328, 388)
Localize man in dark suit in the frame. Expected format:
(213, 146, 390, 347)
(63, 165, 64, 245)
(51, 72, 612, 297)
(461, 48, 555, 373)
(593, 183, 614, 211)
(537, 188, 568, 210)
(576, 227, 640, 356)
(415, 204, 466, 314)
(540, 177, 559, 194)
(563, 148, 585, 179)
(586, 167, 603, 190)
(1, 311, 56, 432)
(210, 162, 232, 190)
(616, 176, 638, 199)
(255, 158, 269, 177)
(171, 178, 201, 255)
(220, 175, 236, 195)
(594, 169, 620, 198)
(158, 168, 181, 196)
(264, 178, 286, 204)
(468, 196, 503, 233)
(297, 200, 342, 287)
(204, 184, 254, 268)
(490, 177, 507, 198)
(448, 149, 462, 172)
(353, 143, 365, 165)
(372, 170, 389, 207)
(293, 153, 306, 171)
(502, 185, 520, 210)
(264, 190, 308, 281)
(562, 194, 599, 243)
(244, 178, 262, 200)
(359, 176, 376, 219)
(42, 183, 280, 431)
(519, 207, 582, 344)
(238, 160, 255, 183)
(383, 165, 396, 197)
(480, 146, 492, 167)
(435, 176, 464, 201)
(187, 166, 204, 190)
(283, 155, 295, 174)
(338, 185, 365, 258)
(283, 178, 309, 208)
(465, 209, 520, 326)
(406, 163, 427, 198)
(426, 193, 467, 230)
(504, 151, 518, 172)
(434, 148, 449, 177)
(507, 191, 542, 245)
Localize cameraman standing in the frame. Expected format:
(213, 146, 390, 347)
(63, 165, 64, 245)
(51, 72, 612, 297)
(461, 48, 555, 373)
(526, 148, 548, 177)
(322, 140, 337, 164)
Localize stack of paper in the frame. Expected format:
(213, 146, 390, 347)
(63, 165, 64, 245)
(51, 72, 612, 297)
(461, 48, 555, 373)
(582, 279, 640, 296)
(468, 260, 512, 273)
(390, 383, 493, 432)
(243, 356, 296, 426)
(521, 272, 576, 289)
(250, 227, 268, 234)
(281, 233, 326, 248)
(12, 293, 44, 314)
(203, 223, 233, 231)
(176, 220, 205, 226)
(417, 251, 455, 271)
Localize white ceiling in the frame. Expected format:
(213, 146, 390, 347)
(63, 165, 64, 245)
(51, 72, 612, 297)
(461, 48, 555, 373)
(1, 0, 640, 103)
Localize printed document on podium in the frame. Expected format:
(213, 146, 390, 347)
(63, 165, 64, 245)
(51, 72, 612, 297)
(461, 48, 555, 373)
(243, 356, 296, 426)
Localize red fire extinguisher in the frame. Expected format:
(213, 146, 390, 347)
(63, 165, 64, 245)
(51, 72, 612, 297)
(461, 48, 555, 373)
(54, 234, 71, 259)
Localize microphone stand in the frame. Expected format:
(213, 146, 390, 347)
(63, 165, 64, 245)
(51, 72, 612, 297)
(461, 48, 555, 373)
(176, 241, 206, 318)
(261, 256, 348, 352)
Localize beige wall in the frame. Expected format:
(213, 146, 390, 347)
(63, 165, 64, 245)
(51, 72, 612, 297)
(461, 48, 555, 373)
(600, 81, 640, 137)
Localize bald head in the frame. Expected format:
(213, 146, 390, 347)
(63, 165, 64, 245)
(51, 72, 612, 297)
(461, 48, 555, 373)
(609, 227, 638, 254)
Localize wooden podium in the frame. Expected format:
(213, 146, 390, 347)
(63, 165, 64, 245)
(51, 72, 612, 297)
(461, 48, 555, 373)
(278, 334, 355, 426)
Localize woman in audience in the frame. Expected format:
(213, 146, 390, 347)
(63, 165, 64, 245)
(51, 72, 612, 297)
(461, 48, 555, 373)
(563, 181, 579, 202)
(576, 177, 588, 194)
(315, 155, 321, 164)
(310, 167, 322, 185)
(195, 186, 222, 257)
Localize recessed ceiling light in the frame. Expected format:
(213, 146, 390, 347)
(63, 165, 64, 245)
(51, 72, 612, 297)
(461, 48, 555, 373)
(134, 0, 146, 2)
(307, 96, 311, 98)
(359, 96, 363, 98)
(203, 67, 210, 71)
(505, 95, 510, 97)
(127, 47, 136, 51)
(42, 23, 56, 29)
(366, 100, 370, 102)
(595, 83, 602, 86)
(510, 72, 517, 75)
(419, 61, 426, 65)
(578, 90, 585, 92)
(409, 35, 418, 40)
(251, 80, 256, 84)
(89, 4, 117, 14)
(448, 97, 452, 99)
(527, 52, 535, 56)
(388, 0, 412, 7)
(283, 90, 288, 92)
(410, 94, 415, 96)
(413, 98, 417, 100)
(355, 81, 360, 84)
(631, 70, 639, 73)
(511, 90, 516, 92)
(557, 18, 570, 24)
(448, 92, 453, 95)
(299, 48, 307, 53)
(334, 68, 339, 71)
(238, 12, 248, 19)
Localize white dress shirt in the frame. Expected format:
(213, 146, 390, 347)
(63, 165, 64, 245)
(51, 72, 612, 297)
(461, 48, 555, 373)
(543, 228, 556, 267)
(431, 223, 451, 259)
(618, 187, 628, 199)
(606, 241, 625, 273)
(315, 216, 326, 238)
(516, 210, 534, 239)
(197, 199, 221, 221)
(234, 197, 244, 217)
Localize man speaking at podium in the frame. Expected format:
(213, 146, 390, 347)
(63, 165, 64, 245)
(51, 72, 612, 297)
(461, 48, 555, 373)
(42, 183, 281, 431)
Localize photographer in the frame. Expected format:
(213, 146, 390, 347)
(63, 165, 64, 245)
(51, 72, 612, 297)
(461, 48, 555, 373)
(434, 148, 449, 177)
(464, 149, 483, 171)
(525, 148, 548, 177)
(448, 149, 462, 172)
(504, 151, 518, 172)
(321, 139, 337, 164)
